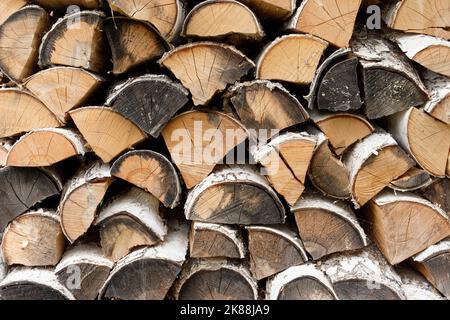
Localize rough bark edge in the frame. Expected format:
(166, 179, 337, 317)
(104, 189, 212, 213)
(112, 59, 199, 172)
(388, 170, 433, 192)
(55, 243, 113, 273)
(413, 238, 450, 262)
(391, 33, 450, 59)
(421, 70, 450, 122)
(396, 267, 444, 300)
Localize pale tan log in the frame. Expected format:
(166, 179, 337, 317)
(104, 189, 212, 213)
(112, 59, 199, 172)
(159, 42, 254, 105)
(0, 139, 13, 167)
(161, 110, 247, 188)
(287, 0, 362, 48)
(256, 34, 328, 85)
(389, 167, 432, 192)
(0, 0, 26, 25)
(59, 161, 112, 243)
(1, 210, 66, 267)
(24, 67, 104, 124)
(70, 106, 147, 163)
(365, 190, 450, 265)
(422, 70, 450, 125)
(240, 0, 296, 21)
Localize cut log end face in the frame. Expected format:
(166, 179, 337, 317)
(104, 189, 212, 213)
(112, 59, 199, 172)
(0, 282, 69, 300)
(241, 0, 296, 21)
(189, 226, 243, 259)
(333, 279, 402, 300)
(276, 277, 336, 300)
(414, 251, 450, 298)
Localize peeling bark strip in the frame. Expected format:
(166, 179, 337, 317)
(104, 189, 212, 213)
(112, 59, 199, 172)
(421, 70, 450, 124)
(159, 42, 254, 106)
(106, 74, 189, 138)
(287, 0, 362, 48)
(0, 5, 49, 82)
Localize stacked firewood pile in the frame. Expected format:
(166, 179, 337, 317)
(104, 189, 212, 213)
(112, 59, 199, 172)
(0, 0, 448, 300)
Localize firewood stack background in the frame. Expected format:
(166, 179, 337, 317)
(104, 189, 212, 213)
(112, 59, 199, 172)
(0, 0, 448, 300)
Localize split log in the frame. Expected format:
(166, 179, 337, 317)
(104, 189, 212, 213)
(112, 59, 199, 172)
(387, 107, 450, 177)
(59, 161, 113, 243)
(70, 106, 147, 163)
(0, 0, 26, 26)
(55, 243, 114, 300)
(412, 238, 450, 298)
(292, 194, 368, 260)
(311, 112, 374, 155)
(239, 0, 296, 22)
(38, 10, 108, 73)
(393, 34, 450, 77)
(189, 222, 245, 259)
(106, 0, 185, 41)
(111, 150, 181, 208)
(256, 34, 328, 85)
(23, 67, 104, 124)
(0, 267, 74, 300)
(383, 0, 450, 39)
(246, 225, 308, 280)
(389, 167, 432, 192)
(182, 0, 264, 44)
(0, 139, 13, 167)
(343, 131, 414, 207)
(266, 264, 338, 300)
(106, 74, 189, 137)
(351, 34, 428, 119)
(0, 5, 49, 82)
(365, 190, 450, 265)
(161, 110, 247, 188)
(286, 0, 362, 48)
(2, 210, 66, 267)
(396, 267, 444, 300)
(104, 18, 166, 74)
(32, 0, 101, 9)
(421, 178, 450, 215)
(159, 42, 254, 105)
(99, 221, 188, 300)
(319, 246, 406, 300)
(307, 127, 351, 199)
(251, 132, 316, 205)
(6, 128, 87, 167)
(422, 70, 450, 124)
(185, 166, 285, 225)
(0, 166, 61, 233)
(173, 259, 258, 300)
(0, 88, 60, 138)
(225, 80, 309, 139)
(95, 187, 167, 262)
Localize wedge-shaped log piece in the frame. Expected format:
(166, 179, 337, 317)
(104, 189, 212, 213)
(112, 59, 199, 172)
(389, 167, 432, 192)
(70, 107, 147, 163)
(387, 107, 450, 177)
(0, 0, 26, 25)
(59, 161, 112, 243)
(162, 110, 247, 188)
(159, 42, 254, 105)
(292, 194, 368, 260)
(396, 267, 444, 300)
(107, 0, 185, 41)
(287, 0, 362, 48)
(311, 112, 374, 155)
(95, 187, 167, 262)
(2, 210, 66, 267)
(39, 10, 108, 73)
(266, 263, 338, 300)
(320, 246, 406, 300)
(99, 221, 188, 300)
(246, 225, 308, 280)
(185, 166, 285, 225)
(189, 222, 245, 259)
(0, 5, 49, 82)
(106, 75, 189, 137)
(256, 34, 328, 85)
(24, 67, 104, 124)
(240, 0, 296, 21)
(226, 81, 309, 138)
(0, 267, 74, 300)
(351, 34, 428, 119)
(383, 0, 450, 39)
(252, 132, 316, 205)
(0, 89, 60, 138)
(422, 70, 450, 124)
(32, 0, 101, 9)
(6, 128, 87, 167)
(422, 178, 450, 215)
(55, 243, 114, 300)
(182, 0, 264, 43)
(0, 167, 60, 234)
(111, 150, 181, 209)
(104, 18, 166, 74)
(307, 127, 351, 199)
(173, 259, 258, 300)
(412, 238, 450, 298)
(343, 132, 415, 207)
(365, 190, 450, 265)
